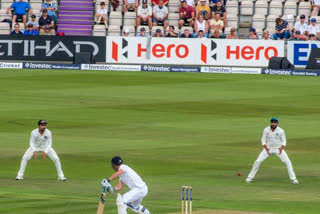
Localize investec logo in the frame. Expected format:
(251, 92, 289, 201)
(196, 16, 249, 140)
(111, 39, 217, 63)
(0, 40, 99, 57)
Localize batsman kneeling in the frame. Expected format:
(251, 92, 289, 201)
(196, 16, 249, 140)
(101, 156, 151, 214)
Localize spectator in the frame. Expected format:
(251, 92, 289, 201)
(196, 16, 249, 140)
(198, 30, 206, 38)
(24, 23, 39, 35)
(180, 28, 193, 38)
(10, 23, 23, 35)
(311, 0, 320, 16)
(194, 14, 209, 38)
(293, 15, 308, 39)
(226, 27, 238, 39)
(6, 0, 33, 28)
(39, 9, 55, 35)
(136, 27, 150, 37)
(124, 0, 138, 12)
(111, 0, 120, 11)
(196, 0, 211, 20)
(262, 30, 272, 40)
(42, 0, 57, 25)
(123, 28, 130, 36)
(186, 0, 199, 7)
(152, 0, 169, 30)
(273, 17, 291, 40)
(152, 28, 164, 37)
(166, 25, 178, 37)
(291, 30, 305, 40)
(309, 33, 317, 40)
(209, 13, 223, 36)
(179, 0, 195, 29)
(307, 18, 320, 38)
(211, 28, 224, 38)
(210, 0, 227, 6)
(137, 0, 152, 29)
(248, 27, 259, 39)
(211, 0, 227, 27)
(27, 14, 39, 31)
(96, 2, 108, 27)
(152, 0, 169, 6)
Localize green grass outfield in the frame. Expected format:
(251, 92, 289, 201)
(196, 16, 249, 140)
(0, 69, 319, 214)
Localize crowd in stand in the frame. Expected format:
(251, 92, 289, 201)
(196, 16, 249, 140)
(8, 0, 59, 36)
(5, 0, 320, 40)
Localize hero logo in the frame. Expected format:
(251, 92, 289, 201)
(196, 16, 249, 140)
(226, 46, 278, 60)
(138, 43, 189, 58)
(112, 38, 128, 61)
(0, 40, 99, 57)
(200, 40, 217, 63)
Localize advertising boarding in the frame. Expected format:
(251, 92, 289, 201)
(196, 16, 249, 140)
(106, 37, 284, 67)
(287, 41, 320, 68)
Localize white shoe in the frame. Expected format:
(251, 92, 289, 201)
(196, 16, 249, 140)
(245, 178, 253, 183)
(16, 175, 23, 180)
(58, 176, 67, 181)
(291, 179, 299, 184)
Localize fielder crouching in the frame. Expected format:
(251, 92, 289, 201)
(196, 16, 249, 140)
(102, 156, 151, 214)
(246, 117, 299, 184)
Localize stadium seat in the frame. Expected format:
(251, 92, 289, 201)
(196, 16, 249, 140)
(240, 1, 253, 16)
(266, 14, 279, 29)
(269, 1, 283, 16)
(109, 11, 122, 26)
(298, 2, 311, 17)
(252, 14, 266, 29)
(180, 26, 193, 34)
(152, 26, 164, 34)
(168, 13, 179, 26)
(309, 16, 320, 25)
(124, 12, 136, 26)
(226, 0, 238, 16)
(168, 0, 180, 13)
(1, 0, 13, 11)
(165, 25, 179, 35)
(223, 26, 232, 35)
(284, 1, 297, 16)
(227, 13, 238, 28)
(137, 25, 150, 34)
(0, 22, 10, 35)
(107, 25, 121, 36)
(254, 0, 268, 16)
(93, 24, 106, 36)
(0, 8, 11, 21)
(122, 25, 135, 36)
(282, 14, 294, 29)
(255, 28, 263, 38)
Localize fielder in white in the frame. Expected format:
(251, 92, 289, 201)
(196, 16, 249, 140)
(246, 117, 299, 184)
(101, 156, 151, 214)
(16, 120, 66, 181)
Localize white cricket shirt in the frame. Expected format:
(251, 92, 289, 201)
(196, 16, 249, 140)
(138, 5, 152, 18)
(261, 126, 286, 149)
(97, 8, 107, 15)
(30, 128, 52, 153)
(153, 5, 168, 19)
(307, 24, 320, 35)
(119, 164, 146, 189)
(293, 21, 308, 34)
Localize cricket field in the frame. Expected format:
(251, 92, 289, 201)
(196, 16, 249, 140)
(0, 69, 319, 214)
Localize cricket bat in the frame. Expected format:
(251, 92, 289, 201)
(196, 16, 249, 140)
(97, 187, 106, 214)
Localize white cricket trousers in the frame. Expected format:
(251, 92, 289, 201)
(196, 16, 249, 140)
(17, 147, 65, 177)
(123, 185, 148, 210)
(248, 149, 297, 180)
